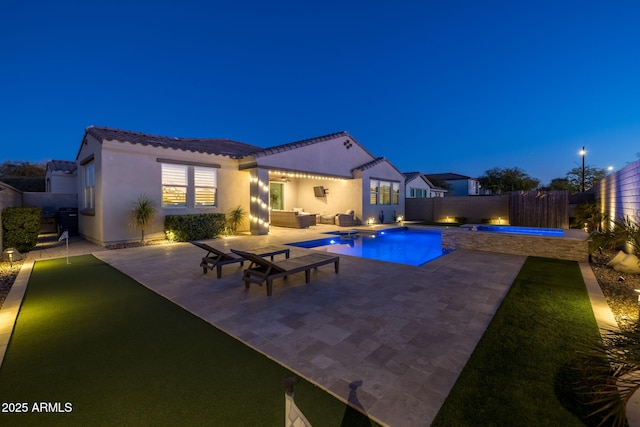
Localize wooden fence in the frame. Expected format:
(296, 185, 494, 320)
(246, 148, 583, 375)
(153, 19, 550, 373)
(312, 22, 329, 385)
(509, 190, 569, 228)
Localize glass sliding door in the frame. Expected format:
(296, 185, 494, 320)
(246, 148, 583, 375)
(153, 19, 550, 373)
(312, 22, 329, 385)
(270, 183, 284, 210)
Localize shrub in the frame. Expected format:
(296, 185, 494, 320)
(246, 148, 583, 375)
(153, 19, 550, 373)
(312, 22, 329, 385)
(2, 206, 41, 252)
(164, 213, 226, 242)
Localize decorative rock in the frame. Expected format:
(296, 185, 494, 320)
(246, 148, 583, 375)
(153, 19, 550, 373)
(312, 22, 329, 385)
(613, 254, 640, 274)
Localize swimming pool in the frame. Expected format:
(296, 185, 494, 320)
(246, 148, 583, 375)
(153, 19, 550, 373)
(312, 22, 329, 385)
(474, 225, 564, 237)
(287, 228, 446, 266)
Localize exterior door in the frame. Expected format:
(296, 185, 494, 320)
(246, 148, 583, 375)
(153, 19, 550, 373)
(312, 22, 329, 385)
(270, 183, 284, 210)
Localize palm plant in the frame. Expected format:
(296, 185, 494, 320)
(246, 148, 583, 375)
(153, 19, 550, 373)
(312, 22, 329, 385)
(129, 194, 157, 244)
(226, 205, 247, 235)
(577, 328, 640, 427)
(574, 202, 607, 233)
(590, 216, 640, 254)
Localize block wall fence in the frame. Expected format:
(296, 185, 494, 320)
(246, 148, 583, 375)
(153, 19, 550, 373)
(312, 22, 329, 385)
(593, 159, 640, 226)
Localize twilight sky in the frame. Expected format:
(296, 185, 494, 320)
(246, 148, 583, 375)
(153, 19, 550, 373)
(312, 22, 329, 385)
(2, 1, 639, 185)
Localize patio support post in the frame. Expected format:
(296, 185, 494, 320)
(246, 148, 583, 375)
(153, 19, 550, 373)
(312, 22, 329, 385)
(249, 168, 270, 235)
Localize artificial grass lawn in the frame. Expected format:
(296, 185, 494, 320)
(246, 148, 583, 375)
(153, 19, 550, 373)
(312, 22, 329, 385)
(0, 255, 377, 426)
(432, 256, 605, 426)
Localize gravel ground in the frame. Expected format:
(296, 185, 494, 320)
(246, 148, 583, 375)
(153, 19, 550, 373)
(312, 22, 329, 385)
(0, 260, 23, 309)
(590, 250, 640, 331)
(1, 251, 639, 329)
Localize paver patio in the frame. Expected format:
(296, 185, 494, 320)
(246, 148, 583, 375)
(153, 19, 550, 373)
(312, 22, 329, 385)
(92, 226, 526, 426)
(1, 225, 611, 426)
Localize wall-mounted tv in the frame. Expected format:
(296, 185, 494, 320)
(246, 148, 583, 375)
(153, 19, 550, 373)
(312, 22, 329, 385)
(313, 186, 325, 197)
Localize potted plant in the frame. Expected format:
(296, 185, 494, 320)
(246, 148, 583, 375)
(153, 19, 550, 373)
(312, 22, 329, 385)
(129, 194, 157, 244)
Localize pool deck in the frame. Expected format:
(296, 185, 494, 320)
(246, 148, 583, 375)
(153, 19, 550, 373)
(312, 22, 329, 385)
(0, 225, 615, 426)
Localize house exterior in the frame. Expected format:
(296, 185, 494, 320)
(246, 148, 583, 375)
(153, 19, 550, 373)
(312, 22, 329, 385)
(404, 172, 446, 198)
(426, 173, 480, 196)
(45, 160, 78, 194)
(75, 126, 405, 246)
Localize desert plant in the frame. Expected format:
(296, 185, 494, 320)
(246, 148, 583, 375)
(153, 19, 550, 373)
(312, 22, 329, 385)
(164, 213, 226, 241)
(590, 216, 640, 254)
(226, 205, 247, 235)
(1, 206, 41, 252)
(574, 202, 608, 233)
(129, 194, 157, 244)
(576, 328, 640, 427)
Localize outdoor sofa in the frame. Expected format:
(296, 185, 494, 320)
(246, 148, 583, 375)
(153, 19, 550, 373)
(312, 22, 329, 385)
(269, 210, 313, 228)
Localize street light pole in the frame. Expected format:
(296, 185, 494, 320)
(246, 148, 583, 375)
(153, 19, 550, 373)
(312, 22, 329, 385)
(580, 146, 586, 192)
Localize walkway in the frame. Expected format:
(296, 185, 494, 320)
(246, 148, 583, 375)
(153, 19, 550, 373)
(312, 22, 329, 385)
(0, 226, 615, 426)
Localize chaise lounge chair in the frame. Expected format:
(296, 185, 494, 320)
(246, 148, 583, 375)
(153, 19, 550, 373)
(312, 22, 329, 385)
(230, 249, 340, 296)
(190, 241, 290, 279)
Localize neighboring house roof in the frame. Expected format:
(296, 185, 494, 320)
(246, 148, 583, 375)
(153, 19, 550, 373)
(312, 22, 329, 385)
(252, 131, 376, 159)
(83, 126, 263, 159)
(47, 160, 77, 173)
(403, 172, 422, 182)
(403, 172, 446, 191)
(426, 172, 475, 181)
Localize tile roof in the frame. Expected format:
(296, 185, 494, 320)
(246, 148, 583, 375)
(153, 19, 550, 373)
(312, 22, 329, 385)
(47, 160, 77, 173)
(353, 157, 386, 172)
(403, 171, 422, 182)
(426, 172, 474, 181)
(252, 132, 372, 158)
(85, 126, 263, 158)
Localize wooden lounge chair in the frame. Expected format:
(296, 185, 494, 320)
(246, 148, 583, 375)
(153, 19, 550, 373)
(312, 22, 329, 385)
(190, 241, 290, 279)
(230, 249, 340, 296)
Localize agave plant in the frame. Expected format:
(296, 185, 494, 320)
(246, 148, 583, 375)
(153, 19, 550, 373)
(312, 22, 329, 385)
(129, 194, 157, 244)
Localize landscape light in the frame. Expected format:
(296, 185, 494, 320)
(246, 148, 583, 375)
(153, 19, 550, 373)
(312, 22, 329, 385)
(7, 249, 14, 267)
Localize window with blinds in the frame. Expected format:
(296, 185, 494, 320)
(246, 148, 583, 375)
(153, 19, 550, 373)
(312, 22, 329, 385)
(370, 178, 399, 205)
(194, 166, 216, 206)
(162, 164, 187, 207)
(84, 162, 95, 209)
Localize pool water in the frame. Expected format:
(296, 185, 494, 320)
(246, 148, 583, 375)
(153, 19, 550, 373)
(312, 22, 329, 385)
(475, 225, 564, 236)
(287, 228, 445, 266)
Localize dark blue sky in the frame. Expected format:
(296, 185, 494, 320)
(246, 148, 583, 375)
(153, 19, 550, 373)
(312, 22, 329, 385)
(2, 1, 639, 184)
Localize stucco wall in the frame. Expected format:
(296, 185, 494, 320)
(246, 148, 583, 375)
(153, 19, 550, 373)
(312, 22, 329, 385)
(254, 136, 373, 178)
(285, 177, 362, 221)
(406, 196, 509, 223)
(594, 158, 640, 226)
(405, 177, 431, 198)
(78, 138, 252, 246)
(46, 171, 78, 193)
(23, 193, 78, 210)
(359, 162, 406, 224)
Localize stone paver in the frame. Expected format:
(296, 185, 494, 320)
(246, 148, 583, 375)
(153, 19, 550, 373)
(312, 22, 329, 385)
(0, 225, 615, 426)
(91, 227, 526, 426)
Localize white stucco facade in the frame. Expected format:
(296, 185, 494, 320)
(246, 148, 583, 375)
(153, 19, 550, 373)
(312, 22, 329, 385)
(75, 127, 406, 245)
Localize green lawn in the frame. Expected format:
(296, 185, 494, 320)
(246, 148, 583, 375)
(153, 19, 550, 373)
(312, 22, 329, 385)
(0, 255, 377, 426)
(432, 256, 608, 426)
